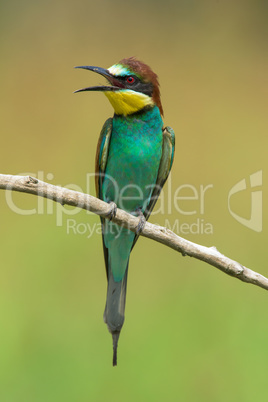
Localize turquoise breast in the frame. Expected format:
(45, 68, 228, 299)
(102, 106, 163, 214)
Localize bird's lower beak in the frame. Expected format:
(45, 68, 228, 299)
(74, 65, 121, 93)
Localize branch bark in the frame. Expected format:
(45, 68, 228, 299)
(1, 173, 267, 291)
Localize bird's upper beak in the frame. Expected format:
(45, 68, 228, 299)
(74, 66, 123, 93)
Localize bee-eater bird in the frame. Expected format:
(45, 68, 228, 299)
(75, 57, 175, 366)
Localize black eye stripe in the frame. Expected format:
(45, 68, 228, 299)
(115, 75, 139, 84)
(114, 75, 153, 97)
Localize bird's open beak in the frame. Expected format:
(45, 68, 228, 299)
(74, 66, 122, 93)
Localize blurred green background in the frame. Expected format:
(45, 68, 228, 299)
(0, 0, 267, 401)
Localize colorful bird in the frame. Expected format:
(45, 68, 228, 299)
(75, 57, 175, 366)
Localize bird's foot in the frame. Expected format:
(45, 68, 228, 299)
(105, 201, 117, 221)
(135, 210, 146, 235)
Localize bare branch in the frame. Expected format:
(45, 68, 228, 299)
(0, 173, 267, 291)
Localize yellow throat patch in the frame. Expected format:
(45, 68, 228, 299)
(104, 89, 154, 116)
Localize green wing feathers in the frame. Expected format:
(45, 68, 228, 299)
(95, 118, 113, 199)
(144, 126, 175, 220)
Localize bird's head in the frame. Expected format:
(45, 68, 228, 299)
(75, 57, 163, 116)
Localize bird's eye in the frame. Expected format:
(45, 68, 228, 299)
(126, 76, 135, 84)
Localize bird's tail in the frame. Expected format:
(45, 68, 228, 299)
(103, 264, 129, 366)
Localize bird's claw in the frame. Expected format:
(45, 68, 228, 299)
(105, 202, 117, 221)
(135, 211, 146, 235)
